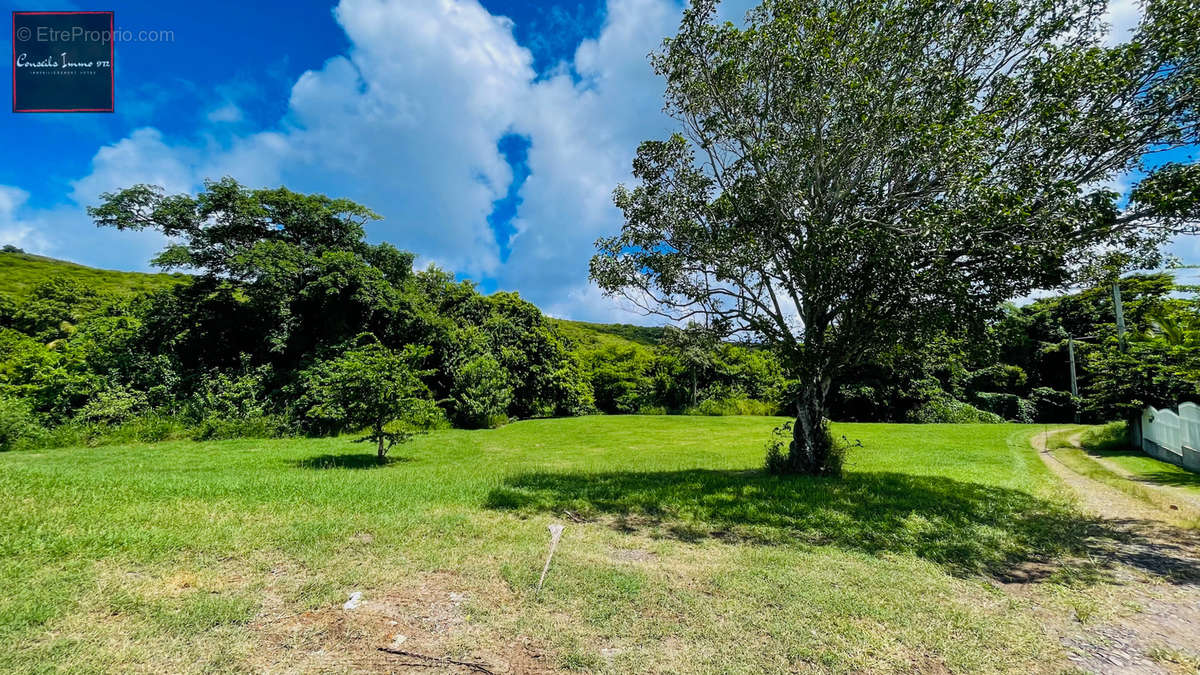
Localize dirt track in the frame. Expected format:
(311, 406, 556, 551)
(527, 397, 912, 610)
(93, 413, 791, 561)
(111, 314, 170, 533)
(1031, 432, 1200, 674)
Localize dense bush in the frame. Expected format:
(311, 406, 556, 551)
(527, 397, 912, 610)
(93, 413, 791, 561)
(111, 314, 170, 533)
(1028, 387, 1079, 423)
(970, 392, 1035, 423)
(0, 393, 40, 450)
(966, 365, 1027, 395)
(0, 181, 608, 449)
(451, 353, 512, 429)
(908, 395, 1003, 424)
(763, 420, 848, 477)
(73, 386, 149, 426)
(686, 396, 780, 417)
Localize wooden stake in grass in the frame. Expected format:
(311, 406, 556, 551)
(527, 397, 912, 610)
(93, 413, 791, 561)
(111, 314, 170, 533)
(537, 523, 565, 594)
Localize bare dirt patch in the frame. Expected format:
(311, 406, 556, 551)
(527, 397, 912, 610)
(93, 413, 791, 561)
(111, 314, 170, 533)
(251, 572, 555, 674)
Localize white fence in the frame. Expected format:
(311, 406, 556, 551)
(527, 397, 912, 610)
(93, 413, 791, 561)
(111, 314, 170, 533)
(1137, 402, 1200, 472)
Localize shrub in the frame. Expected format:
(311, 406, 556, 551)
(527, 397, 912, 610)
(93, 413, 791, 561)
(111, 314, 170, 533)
(764, 420, 851, 477)
(1079, 421, 1130, 452)
(546, 360, 596, 416)
(971, 392, 1035, 423)
(0, 394, 41, 450)
(832, 383, 884, 422)
(908, 395, 1003, 424)
(1029, 387, 1079, 423)
(187, 364, 271, 422)
(73, 386, 149, 425)
(966, 365, 1028, 394)
(192, 413, 289, 441)
(687, 396, 780, 416)
(121, 413, 190, 443)
(763, 421, 792, 473)
(451, 354, 512, 429)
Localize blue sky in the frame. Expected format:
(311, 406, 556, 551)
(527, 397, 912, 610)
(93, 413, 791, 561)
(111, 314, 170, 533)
(1, 0, 1196, 321)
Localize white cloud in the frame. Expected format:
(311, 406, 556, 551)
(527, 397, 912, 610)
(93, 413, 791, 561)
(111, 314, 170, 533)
(495, 0, 682, 321)
(1103, 0, 1141, 45)
(69, 128, 198, 206)
(0, 186, 51, 252)
(207, 103, 244, 124)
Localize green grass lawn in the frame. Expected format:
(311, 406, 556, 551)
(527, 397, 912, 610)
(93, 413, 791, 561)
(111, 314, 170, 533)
(1079, 424, 1200, 495)
(0, 418, 1097, 673)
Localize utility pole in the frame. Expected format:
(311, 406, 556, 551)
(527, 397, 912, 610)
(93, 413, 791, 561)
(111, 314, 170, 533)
(1068, 337, 1078, 397)
(1113, 280, 1140, 445)
(1068, 336, 1080, 423)
(1113, 282, 1128, 353)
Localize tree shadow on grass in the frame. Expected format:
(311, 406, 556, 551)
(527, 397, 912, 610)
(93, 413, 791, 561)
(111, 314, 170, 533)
(1127, 471, 1200, 489)
(1086, 446, 1200, 489)
(292, 453, 413, 470)
(485, 469, 1193, 581)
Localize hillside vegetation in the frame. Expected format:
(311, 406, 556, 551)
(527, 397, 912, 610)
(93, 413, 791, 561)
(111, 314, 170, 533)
(0, 251, 659, 355)
(0, 251, 188, 299)
(551, 319, 664, 349)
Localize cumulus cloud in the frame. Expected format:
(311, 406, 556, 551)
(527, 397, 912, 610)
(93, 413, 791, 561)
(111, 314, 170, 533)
(62, 0, 669, 320)
(497, 0, 682, 322)
(69, 128, 198, 206)
(207, 103, 244, 124)
(0, 186, 51, 252)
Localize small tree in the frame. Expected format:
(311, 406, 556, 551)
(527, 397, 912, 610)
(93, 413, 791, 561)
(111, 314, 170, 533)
(301, 340, 436, 460)
(661, 321, 718, 406)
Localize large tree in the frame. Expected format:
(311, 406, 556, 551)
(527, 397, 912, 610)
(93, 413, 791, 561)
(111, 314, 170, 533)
(88, 178, 414, 376)
(591, 0, 1199, 474)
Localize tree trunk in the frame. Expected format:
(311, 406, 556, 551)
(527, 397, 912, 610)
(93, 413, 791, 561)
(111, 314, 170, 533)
(376, 424, 387, 460)
(785, 376, 836, 475)
(691, 369, 697, 407)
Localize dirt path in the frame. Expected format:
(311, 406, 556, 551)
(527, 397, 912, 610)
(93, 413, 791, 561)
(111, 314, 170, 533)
(1031, 431, 1200, 674)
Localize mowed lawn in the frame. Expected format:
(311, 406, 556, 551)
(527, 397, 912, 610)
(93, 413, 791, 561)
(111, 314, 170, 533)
(0, 417, 1095, 673)
(1085, 442, 1200, 497)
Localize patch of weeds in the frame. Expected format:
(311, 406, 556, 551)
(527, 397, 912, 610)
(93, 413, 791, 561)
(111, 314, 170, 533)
(1068, 596, 1100, 624)
(1046, 562, 1107, 588)
(560, 648, 603, 670)
(1147, 646, 1200, 670)
(498, 562, 528, 593)
(291, 578, 342, 610)
(103, 584, 256, 634)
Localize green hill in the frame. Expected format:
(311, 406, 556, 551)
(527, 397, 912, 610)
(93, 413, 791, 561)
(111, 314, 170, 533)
(551, 318, 665, 351)
(0, 252, 669, 345)
(0, 251, 189, 299)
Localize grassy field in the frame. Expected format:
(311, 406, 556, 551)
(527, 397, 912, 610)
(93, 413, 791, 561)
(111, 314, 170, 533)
(0, 252, 188, 299)
(0, 417, 1103, 673)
